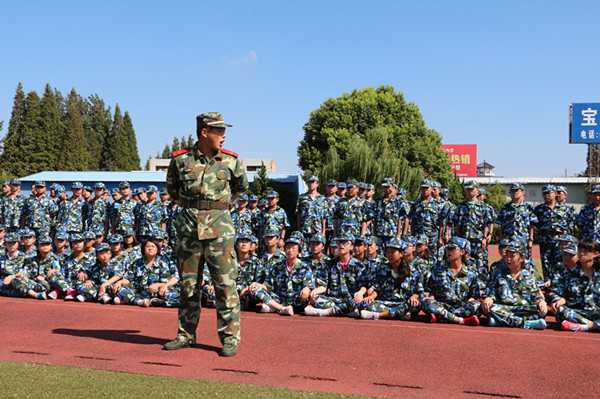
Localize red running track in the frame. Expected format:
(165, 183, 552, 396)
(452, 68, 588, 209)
(1, 296, 599, 398)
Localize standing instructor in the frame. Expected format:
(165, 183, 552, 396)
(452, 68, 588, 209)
(164, 112, 248, 357)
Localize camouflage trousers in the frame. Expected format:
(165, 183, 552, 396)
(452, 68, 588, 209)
(554, 305, 600, 328)
(76, 282, 116, 301)
(312, 294, 356, 315)
(47, 272, 74, 292)
(468, 239, 488, 288)
(9, 277, 49, 296)
(177, 234, 240, 346)
(421, 298, 481, 322)
(252, 286, 309, 313)
(366, 299, 420, 320)
(538, 235, 558, 282)
(117, 285, 179, 307)
(484, 304, 542, 328)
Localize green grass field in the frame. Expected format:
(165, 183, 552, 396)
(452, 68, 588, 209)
(0, 362, 368, 399)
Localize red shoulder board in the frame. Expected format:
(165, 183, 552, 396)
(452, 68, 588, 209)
(172, 147, 191, 157)
(221, 148, 239, 158)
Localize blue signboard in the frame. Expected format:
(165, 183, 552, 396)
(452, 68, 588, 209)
(571, 103, 600, 143)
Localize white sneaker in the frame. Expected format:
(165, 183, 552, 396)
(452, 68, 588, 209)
(259, 303, 277, 313)
(360, 310, 379, 320)
(100, 294, 112, 304)
(304, 306, 329, 317)
(76, 294, 86, 302)
(279, 306, 294, 316)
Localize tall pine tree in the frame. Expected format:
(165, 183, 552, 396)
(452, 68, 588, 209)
(0, 83, 26, 176)
(123, 111, 140, 170)
(38, 83, 63, 171)
(88, 94, 111, 171)
(60, 88, 89, 170)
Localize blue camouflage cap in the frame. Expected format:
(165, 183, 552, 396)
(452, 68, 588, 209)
(309, 232, 325, 244)
(357, 182, 366, 189)
(35, 180, 46, 187)
(95, 243, 111, 252)
(238, 194, 249, 201)
(55, 185, 65, 195)
(10, 178, 21, 186)
(5, 232, 20, 242)
(447, 236, 468, 250)
(463, 240, 471, 254)
(366, 236, 379, 246)
(591, 184, 600, 193)
(83, 186, 92, 192)
(111, 188, 120, 195)
(54, 231, 69, 240)
(499, 238, 511, 247)
(160, 188, 168, 195)
(329, 241, 338, 248)
(478, 188, 486, 195)
(83, 231, 95, 240)
(381, 177, 395, 187)
(335, 232, 355, 243)
(440, 188, 450, 199)
(337, 182, 346, 188)
(71, 181, 83, 189)
(415, 234, 429, 245)
(263, 227, 280, 237)
(122, 229, 135, 237)
(108, 234, 123, 243)
(557, 235, 577, 243)
(431, 181, 441, 189)
(327, 179, 338, 186)
(305, 175, 319, 182)
(556, 185, 567, 194)
(285, 236, 303, 248)
(346, 179, 358, 187)
(510, 183, 524, 191)
(36, 234, 52, 245)
(386, 237, 406, 251)
(249, 195, 258, 201)
(403, 235, 416, 246)
(94, 182, 106, 189)
(563, 243, 578, 255)
(258, 199, 268, 207)
(506, 241, 526, 256)
(153, 230, 168, 240)
(542, 184, 556, 193)
(266, 190, 279, 198)
(19, 229, 34, 238)
(119, 181, 130, 189)
(366, 184, 374, 191)
(250, 235, 258, 244)
(95, 231, 104, 237)
(2, 180, 9, 186)
(69, 233, 84, 242)
(290, 231, 305, 242)
(146, 185, 158, 193)
(464, 180, 478, 189)
(235, 230, 252, 242)
(420, 179, 431, 188)
(354, 235, 367, 244)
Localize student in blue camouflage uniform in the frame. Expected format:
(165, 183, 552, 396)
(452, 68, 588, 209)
(21, 181, 58, 236)
(575, 184, 600, 243)
(19, 229, 37, 258)
(122, 229, 142, 266)
(21, 234, 60, 298)
(362, 183, 375, 237)
(437, 188, 456, 247)
(337, 181, 347, 199)
(115, 238, 180, 307)
(495, 183, 537, 258)
(304, 233, 330, 276)
(87, 182, 110, 237)
(259, 228, 286, 276)
(296, 175, 327, 242)
(334, 180, 366, 238)
(304, 233, 363, 317)
(1, 179, 26, 233)
(164, 196, 181, 249)
(74, 243, 123, 303)
(549, 242, 578, 291)
(481, 241, 548, 329)
(247, 195, 261, 238)
(367, 178, 403, 247)
(0, 233, 41, 298)
(359, 238, 422, 320)
(477, 188, 496, 266)
(55, 182, 89, 234)
(251, 235, 314, 315)
(409, 180, 441, 252)
(534, 184, 575, 283)
(60, 233, 94, 300)
(235, 231, 265, 311)
(53, 230, 71, 261)
(556, 186, 578, 228)
(452, 181, 492, 286)
(110, 182, 138, 235)
(135, 185, 166, 239)
(323, 180, 340, 252)
(411, 234, 436, 278)
(421, 237, 481, 326)
(258, 190, 290, 239)
(548, 239, 600, 332)
(547, 235, 578, 283)
(231, 194, 253, 234)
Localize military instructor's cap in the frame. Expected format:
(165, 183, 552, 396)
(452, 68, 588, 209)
(119, 182, 130, 189)
(36, 234, 52, 245)
(464, 180, 478, 189)
(5, 232, 20, 242)
(591, 184, 600, 193)
(510, 183, 524, 191)
(71, 182, 83, 189)
(197, 112, 232, 128)
(35, 180, 46, 187)
(386, 237, 406, 251)
(381, 177, 395, 187)
(542, 184, 556, 193)
(94, 182, 106, 189)
(96, 243, 111, 252)
(10, 178, 21, 186)
(305, 175, 319, 182)
(266, 190, 279, 198)
(420, 179, 431, 188)
(327, 179, 338, 186)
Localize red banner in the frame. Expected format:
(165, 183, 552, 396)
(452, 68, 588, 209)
(440, 144, 477, 177)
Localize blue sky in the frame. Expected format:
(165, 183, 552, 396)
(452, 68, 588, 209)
(1, 1, 598, 178)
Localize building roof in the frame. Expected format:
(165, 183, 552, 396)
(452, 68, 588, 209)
(469, 176, 589, 184)
(21, 171, 167, 183)
(477, 161, 495, 169)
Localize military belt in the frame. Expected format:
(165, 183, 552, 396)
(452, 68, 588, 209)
(180, 199, 229, 210)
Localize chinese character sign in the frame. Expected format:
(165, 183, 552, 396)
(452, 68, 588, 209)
(440, 144, 477, 177)
(571, 103, 600, 143)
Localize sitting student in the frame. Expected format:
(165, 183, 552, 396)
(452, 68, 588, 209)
(548, 238, 600, 332)
(304, 233, 363, 317)
(83, 231, 96, 255)
(481, 241, 548, 329)
(329, 241, 339, 258)
(259, 228, 286, 275)
(23, 234, 62, 299)
(61, 233, 94, 300)
(19, 229, 37, 258)
(251, 235, 314, 316)
(122, 229, 141, 266)
(421, 237, 481, 326)
(411, 234, 435, 275)
(0, 232, 44, 299)
(550, 243, 578, 289)
(115, 238, 180, 307)
(75, 243, 123, 303)
(52, 230, 71, 261)
(304, 233, 330, 274)
(235, 231, 265, 311)
(359, 237, 422, 320)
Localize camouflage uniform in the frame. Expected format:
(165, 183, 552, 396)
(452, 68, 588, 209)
(231, 208, 253, 234)
(76, 258, 123, 301)
(323, 194, 340, 249)
(364, 263, 422, 319)
(165, 201, 181, 248)
(252, 257, 314, 311)
(296, 191, 327, 240)
(0, 250, 28, 296)
(87, 196, 110, 235)
(369, 196, 401, 244)
(409, 199, 441, 250)
(259, 206, 290, 238)
(495, 201, 537, 245)
(421, 261, 481, 321)
(56, 197, 89, 234)
(534, 202, 575, 281)
(166, 116, 248, 347)
(453, 199, 492, 284)
(236, 254, 265, 310)
(22, 193, 58, 236)
(259, 247, 286, 277)
(483, 263, 545, 328)
(60, 252, 95, 286)
(136, 200, 167, 237)
(311, 256, 363, 314)
(335, 197, 365, 237)
(117, 255, 180, 306)
(22, 250, 63, 294)
(575, 204, 600, 243)
(1, 195, 25, 232)
(110, 197, 138, 235)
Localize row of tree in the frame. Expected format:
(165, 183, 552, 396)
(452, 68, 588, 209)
(0, 83, 140, 178)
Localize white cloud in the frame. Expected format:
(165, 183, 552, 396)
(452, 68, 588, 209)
(227, 50, 258, 66)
